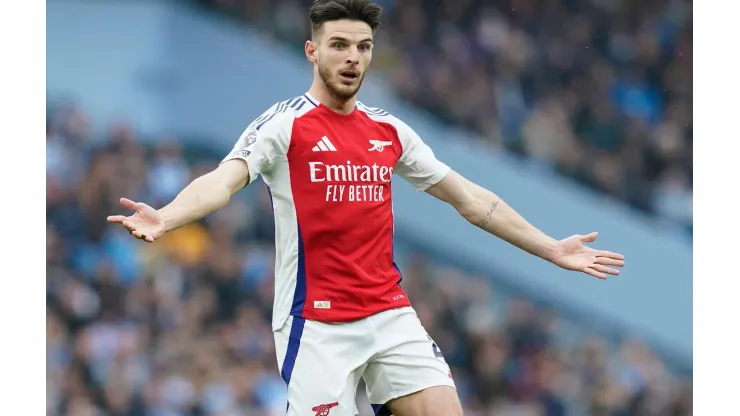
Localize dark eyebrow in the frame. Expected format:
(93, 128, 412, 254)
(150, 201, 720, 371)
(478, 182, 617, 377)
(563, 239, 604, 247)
(328, 36, 374, 44)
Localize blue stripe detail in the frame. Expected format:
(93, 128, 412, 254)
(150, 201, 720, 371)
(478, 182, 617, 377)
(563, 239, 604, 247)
(291, 226, 307, 316)
(253, 99, 288, 125)
(432, 342, 444, 358)
(255, 101, 287, 130)
(253, 111, 272, 125)
(303, 94, 318, 107)
(371, 404, 393, 416)
(289, 97, 305, 109)
(393, 261, 403, 286)
(280, 317, 306, 385)
(251, 101, 283, 129)
(391, 212, 403, 286)
(258, 99, 296, 130)
(249, 95, 315, 131)
(366, 107, 387, 113)
(358, 102, 390, 117)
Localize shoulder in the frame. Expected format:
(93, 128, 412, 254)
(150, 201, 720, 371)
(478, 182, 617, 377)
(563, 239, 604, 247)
(356, 100, 416, 132)
(356, 100, 396, 122)
(356, 100, 420, 143)
(248, 94, 319, 133)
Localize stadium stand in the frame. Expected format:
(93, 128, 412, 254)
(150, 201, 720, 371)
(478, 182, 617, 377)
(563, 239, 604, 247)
(201, 0, 693, 232)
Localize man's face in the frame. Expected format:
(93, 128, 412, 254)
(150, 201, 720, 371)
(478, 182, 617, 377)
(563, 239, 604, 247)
(307, 19, 374, 100)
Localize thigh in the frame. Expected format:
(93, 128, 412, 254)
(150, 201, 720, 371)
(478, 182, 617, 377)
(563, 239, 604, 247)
(362, 308, 459, 415)
(275, 316, 370, 416)
(385, 386, 462, 416)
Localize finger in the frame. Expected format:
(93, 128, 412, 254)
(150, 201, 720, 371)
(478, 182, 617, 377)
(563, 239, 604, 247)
(131, 230, 145, 239)
(107, 215, 127, 223)
(133, 202, 151, 212)
(591, 264, 619, 275)
(584, 267, 607, 280)
(581, 232, 598, 243)
(144, 235, 155, 243)
(120, 198, 137, 210)
(597, 250, 624, 260)
(121, 221, 137, 232)
(595, 257, 624, 267)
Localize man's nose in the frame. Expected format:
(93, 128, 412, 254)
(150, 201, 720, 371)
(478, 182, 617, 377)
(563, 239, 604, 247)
(345, 47, 360, 65)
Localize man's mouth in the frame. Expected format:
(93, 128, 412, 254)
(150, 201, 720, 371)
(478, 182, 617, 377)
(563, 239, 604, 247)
(339, 71, 359, 82)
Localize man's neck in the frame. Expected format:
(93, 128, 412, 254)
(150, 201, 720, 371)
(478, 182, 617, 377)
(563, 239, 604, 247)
(308, 81, 356, 115)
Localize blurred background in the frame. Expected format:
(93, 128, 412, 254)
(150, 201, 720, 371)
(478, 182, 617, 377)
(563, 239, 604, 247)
(46, 0, 692, 415)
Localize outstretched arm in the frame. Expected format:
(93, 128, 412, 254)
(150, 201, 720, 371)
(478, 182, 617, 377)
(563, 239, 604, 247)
(426, 170, 558, 261)
(108, 105, 289, 242)
(158, 159, 249, 232)
(107, 159, 250, 242)
(425, 170, 624, 279)
(387, 114, 623, 278)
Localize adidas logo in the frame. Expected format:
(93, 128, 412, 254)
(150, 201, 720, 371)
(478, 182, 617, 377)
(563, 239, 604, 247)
(312, 136, 338, 152)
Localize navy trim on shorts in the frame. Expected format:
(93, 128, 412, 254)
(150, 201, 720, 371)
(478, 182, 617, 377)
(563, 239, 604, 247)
(371, 404, 393, 416)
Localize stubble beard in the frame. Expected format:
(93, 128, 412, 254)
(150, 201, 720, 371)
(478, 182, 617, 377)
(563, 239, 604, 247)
(318, 62, 365, 101)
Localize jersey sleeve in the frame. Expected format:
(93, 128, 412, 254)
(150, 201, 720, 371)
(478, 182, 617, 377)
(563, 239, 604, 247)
(221, 108, 291, 185)
(394, 119, 451, 191)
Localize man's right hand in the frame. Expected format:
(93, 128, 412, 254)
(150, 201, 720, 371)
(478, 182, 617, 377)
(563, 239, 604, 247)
(107, 198, 166, 243)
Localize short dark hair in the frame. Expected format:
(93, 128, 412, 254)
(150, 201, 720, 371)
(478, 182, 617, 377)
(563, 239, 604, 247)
(309, 0, 382, 36)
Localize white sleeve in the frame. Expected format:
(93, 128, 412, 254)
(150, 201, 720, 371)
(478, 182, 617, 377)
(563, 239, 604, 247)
(221, 111, 291, 185)
(394, 119, 451, 191)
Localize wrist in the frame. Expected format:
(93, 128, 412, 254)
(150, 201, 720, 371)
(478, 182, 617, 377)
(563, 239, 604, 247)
(157, 208, 173, 233)
(541, 238, 560, 263)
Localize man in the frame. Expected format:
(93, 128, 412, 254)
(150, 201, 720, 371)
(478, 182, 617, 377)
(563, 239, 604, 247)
(107, 0, 625, 415)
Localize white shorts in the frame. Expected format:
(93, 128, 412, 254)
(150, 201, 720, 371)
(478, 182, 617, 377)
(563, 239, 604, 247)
(274, 306, 456, 416)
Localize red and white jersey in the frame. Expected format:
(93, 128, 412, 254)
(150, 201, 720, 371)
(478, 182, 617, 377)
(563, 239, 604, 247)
(222, 93, 450, 330)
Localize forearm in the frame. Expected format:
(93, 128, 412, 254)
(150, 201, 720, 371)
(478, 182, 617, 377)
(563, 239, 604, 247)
(158, 172, 232, 232)
(458, 183, 558, 262)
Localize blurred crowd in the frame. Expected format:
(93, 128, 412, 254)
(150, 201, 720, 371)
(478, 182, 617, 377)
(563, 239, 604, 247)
(47, 102, 691, 415)
(201, 0, 693, 232)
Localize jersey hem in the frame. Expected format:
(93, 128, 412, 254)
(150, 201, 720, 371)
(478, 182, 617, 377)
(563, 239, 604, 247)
(293, 301, 413, 324)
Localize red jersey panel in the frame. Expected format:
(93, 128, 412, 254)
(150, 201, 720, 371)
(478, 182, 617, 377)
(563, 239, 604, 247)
(288, 105, 409, 321)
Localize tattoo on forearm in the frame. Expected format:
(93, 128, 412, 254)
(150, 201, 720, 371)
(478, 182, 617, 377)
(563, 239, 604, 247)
(478, 201, 499, 227)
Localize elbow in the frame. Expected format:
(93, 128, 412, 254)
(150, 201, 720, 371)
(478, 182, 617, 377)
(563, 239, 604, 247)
(455, 198, 481, 224)
(219, 184, 233, 205)
(452, 189, 485, 224)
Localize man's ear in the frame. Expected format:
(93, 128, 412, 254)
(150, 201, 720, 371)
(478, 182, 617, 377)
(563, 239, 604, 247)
(305, 40, 318, 64)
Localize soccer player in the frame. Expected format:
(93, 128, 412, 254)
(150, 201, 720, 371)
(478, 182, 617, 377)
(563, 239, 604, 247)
(107, 0, 625, 415)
